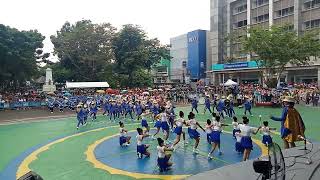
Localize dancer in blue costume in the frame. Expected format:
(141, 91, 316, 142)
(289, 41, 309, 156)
(191, 97, 199, 114)
(204, 95, 212, 114)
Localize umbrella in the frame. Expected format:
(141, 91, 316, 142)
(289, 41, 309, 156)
(106, 88, 114, 94)
(47, 92, 55, 95)
(96, 90, 105, 93)
(142, 92, 150, 96)
(64, 92, 72, 96)
(121, 90, 128, 94)
(224, 79, 238, 86)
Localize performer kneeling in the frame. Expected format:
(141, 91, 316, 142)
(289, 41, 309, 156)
(119, 122, 131, 146)
(136, 128, 150, 159)
(157, 138, 174, 172)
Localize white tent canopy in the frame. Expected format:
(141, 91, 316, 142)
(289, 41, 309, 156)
(66, 82, 110, 89)
(224, 79, 238, 86)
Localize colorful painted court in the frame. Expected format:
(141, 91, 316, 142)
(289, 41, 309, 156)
(0, 105, 319, 180)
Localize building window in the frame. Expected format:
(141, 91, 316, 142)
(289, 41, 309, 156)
(236, 20, 247, 28)
(277, 6, 294, 17)
(305, 19, 320, 29)
(235, 4, 247, 13)
(254, 0, 269, 7)
(254, 13, 269, 23)
(304, 0, 320, 10)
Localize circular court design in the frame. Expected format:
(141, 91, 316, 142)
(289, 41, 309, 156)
(90, 130, 262, 178)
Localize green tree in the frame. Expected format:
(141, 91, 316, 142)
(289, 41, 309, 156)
(0, 24, 45, 89)
(112, 24, 170, 87)
(242, 25, 320, 86)
(50, 20, 116, 82)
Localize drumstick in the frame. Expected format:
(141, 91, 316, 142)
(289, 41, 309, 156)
(259, 115, 262, 126)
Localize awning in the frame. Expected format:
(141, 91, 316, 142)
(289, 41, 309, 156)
(66, 82, 110, 88)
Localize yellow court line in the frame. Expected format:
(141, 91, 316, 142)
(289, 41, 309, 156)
(16, 124, 136, 179)
(85, 130, 190, 180)
(17, 125, 267, 180)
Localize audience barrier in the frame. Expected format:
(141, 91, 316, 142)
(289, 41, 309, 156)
(0, 101, 46, 110)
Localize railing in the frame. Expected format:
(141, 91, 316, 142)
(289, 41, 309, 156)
(0, 101, 47, 110)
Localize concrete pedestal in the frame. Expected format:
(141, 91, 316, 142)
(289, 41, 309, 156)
(43, 85, 56, 92)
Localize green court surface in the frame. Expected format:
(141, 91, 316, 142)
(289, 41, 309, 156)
(0, 105, 319, 180)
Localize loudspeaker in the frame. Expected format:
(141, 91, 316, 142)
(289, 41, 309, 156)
(17, 171, 43, 180)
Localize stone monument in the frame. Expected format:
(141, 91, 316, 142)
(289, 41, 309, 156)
(43, 68, 56, 92)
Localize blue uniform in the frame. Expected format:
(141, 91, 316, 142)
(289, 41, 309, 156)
(270, 107, 305, 139)
(90, 105, 98, 120)
(109, 104, 116, 121)
(83, 108, 89, 123)
(76, 109, 84, 128)
(135, 104, 142, 120)
(244, 100, 252, 116)
(152, 105, 159, 116)
(204, 98, 212, 114)
(188, 128, 200, 139)
(103, 102, 110, 115)
(48, 100, 55, 113)
(58, 100, 64, 112)
(209, 131, 221, 144)
(191, 99, 199, 113)
(141, 118, 148, 128)
(168, 113, 174, 129)
(216, 100, 225, 118)
(125, 104, 134, 120)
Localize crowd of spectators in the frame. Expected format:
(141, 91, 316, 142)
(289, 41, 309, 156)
(1, 82, 319, 110)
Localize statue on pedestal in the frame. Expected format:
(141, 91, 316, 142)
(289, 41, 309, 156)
(43, 68, 56, 92)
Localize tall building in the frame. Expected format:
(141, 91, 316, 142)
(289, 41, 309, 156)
(170, 30, 209, 83)
(207, 0, 320, 85)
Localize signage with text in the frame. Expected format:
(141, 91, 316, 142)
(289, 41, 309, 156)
(224, 62, 248, 69)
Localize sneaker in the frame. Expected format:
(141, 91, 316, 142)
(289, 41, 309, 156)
(152, 135, 156, 140)
(137, 153, 142, 159)
(218, 151, 223, 155)
(208, 153, 213, 159)
(76, 127, 79, 130)
(184, 141, 188, 145)
(193, 148, 199, 154)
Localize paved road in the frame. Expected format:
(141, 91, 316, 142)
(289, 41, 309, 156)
(0, 108, 75, 125)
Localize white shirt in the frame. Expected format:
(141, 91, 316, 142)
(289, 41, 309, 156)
(232, 122, 239, 130)
(136, 135, 143, 146)
(141, 113, 147, 120)
(205, 124, 213, 134)
(261, 126, 271, 136)
(176, 118, 184, 127)
(157, 146, 166, 158)
(213, 122, 222, 132)
(188, 119, 198, 129)
(235, 132, 242, 142)
(239, 124, 256, 137)
(161, 113, 167, 122)
(119, 128, 126, 137)
(211, 118, 217, 125)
